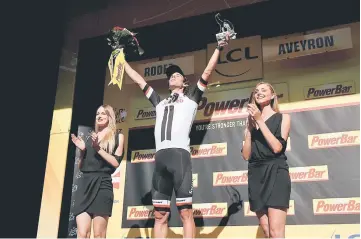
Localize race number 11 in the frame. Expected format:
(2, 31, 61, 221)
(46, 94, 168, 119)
(161, 105, 175, 141)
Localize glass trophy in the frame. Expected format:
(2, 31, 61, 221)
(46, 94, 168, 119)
(215, 13, 237, 44)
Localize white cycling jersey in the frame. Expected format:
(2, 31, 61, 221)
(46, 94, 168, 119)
(142, 78, 207, 152)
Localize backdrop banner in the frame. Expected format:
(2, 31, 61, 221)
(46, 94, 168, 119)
(262, 27, 353, 62)
(121, 96, 360, 232)
(303, 81, 356, 100)
(125, 55, 195, 84)
(206, 35, 263, 84)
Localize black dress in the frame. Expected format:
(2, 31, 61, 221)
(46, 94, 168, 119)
(247, 113, 291, 212)
(73, 133, 122, 218)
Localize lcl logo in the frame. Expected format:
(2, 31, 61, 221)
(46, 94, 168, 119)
(216, 47, 259, 77)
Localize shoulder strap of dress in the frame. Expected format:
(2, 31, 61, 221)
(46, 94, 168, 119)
(275, 113, 283, 134)
(115, 132, 120, 146)
(110, 132, 119, 154)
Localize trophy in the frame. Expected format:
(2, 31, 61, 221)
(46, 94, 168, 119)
(215, 13, 237, 44)
(106, 26, 144, 91)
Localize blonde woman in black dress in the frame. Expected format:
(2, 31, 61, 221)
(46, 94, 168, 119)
(71, 104, 124, 238)
(242, 82, 291, 238)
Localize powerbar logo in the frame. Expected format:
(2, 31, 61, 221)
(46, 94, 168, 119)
(289, 165, 328, 182)
(244, 200, 295, 216)
(134, 107, 156, 120)
(131, 149, 156, 163)
(213, 170, 248, 186)
(308, 131, 359, 149)
(313, 197, 360, 215)
(213, 165, 329, 186)
(190, 143, 227, 158)
(131, 143, 227, 163)
(197, 93, 284, 119)
(127, 203, 227, 220)
(134, 93, 283, 121)
(193, 203, 228, 218)
(304, 81, 355, 100)
(127, 206, 155, 220)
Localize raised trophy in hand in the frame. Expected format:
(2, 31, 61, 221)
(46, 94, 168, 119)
(215, 13, 237, 45)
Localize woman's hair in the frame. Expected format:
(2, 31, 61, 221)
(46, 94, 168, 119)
(95, 104, 117, 154)
(250, 82, 280, 112)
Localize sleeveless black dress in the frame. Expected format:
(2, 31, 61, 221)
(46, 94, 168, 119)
(73, 133, 122, 218)
(247, 113, 291, 212)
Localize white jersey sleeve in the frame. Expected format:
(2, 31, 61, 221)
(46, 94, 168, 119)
(142, 84, 162, 107)
(187, 78, 208, 104)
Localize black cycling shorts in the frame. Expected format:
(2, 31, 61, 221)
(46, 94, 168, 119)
(151, 148, 193, 212)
